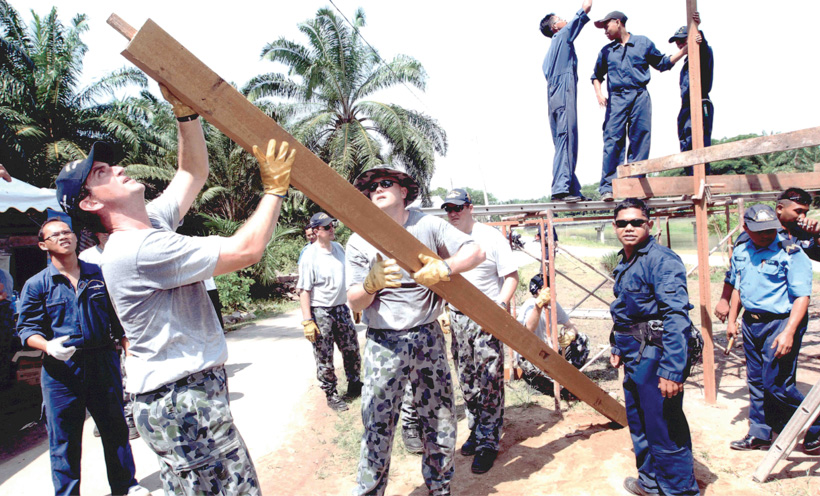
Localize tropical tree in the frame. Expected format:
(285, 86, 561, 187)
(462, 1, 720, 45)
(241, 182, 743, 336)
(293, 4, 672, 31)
(0, 1, 147, 186)
(245, 7, 447, 204)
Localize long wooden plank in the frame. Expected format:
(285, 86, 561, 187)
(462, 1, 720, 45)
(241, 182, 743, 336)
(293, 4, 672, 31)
(613, 171, 820, 198)
(616, 126, 820, 178)
(110, 15, 627, 426)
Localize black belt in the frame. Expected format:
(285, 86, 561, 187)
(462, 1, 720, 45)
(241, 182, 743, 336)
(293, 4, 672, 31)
(613, 320, 663, 362)
(744, 312, 790, 323)
(138, 366, 223, 397)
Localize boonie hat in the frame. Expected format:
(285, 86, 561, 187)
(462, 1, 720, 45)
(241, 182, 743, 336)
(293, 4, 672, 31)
(308, 212, 335, 229)
(440, 188, 472, 208)
(594, 11, 627, 29)
(354, 165, 419, 206)
(56, 141, 114, 218)
(744, 204, 780, 232)
(669, 26, 687, 43)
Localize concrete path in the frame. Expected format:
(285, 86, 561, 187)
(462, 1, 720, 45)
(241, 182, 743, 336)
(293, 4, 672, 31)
(0, 308, 328, 495)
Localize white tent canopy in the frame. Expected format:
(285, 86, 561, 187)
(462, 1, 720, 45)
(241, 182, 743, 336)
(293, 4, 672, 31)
(0, 177, 60, 213)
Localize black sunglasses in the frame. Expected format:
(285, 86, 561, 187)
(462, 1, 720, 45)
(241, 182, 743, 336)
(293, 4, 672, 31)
(615, 219, 648, 228)
(444, 204, 467, 213)
(319, 223, 335, 231)
(366, 179, 396, 192)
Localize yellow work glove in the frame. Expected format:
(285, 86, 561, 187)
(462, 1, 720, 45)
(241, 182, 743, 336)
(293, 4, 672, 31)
(252, 139, 296, 197)
(437, 311, 451, 334)
(535, 288, 551, 309)
(159, 84, 197, 119)
(353, 311, 362, 324)
(558, 327, 577, 349)
(363, 254, 402, 294)
(302, 319, 320, 343)
(412, 254, 451, 287)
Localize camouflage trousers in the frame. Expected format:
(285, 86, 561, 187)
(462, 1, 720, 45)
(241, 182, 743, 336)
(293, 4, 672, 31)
(133, 366, 259, 496)
(448, 309, 504, 451)
(312, 304, 361, 396)
(356, 322, 456, 496)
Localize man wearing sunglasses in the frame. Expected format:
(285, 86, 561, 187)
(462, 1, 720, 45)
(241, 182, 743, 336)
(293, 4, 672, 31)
(17, 219, 147, 496)
(609, 198, 699, 496)
(440, 188, 518, 474)
(297, 212, 362, 412)
(52, 86, 296, 495)
(347, 166, 485, 496)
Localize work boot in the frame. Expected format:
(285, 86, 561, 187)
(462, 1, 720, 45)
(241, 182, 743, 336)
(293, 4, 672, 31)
(601, 192, 614, 202)
(346, 380, 363, 399)
(126, 415, 140, 440)
(471, 448, 498, 474)
(326, 393, 349, 412)
(622, 477, 651, 496)
(729, 434, 770, 451)
(804, 435, 820, 455)
(402, 427, 423, 454)
(93, 424, 100, 437)
(460, 429, 477, 456)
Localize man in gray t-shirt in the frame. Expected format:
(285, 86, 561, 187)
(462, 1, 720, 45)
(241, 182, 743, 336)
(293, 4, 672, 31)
(346, 165, 485, 496)
(54, 87, 297, 496)
(297, 212, 361, 412)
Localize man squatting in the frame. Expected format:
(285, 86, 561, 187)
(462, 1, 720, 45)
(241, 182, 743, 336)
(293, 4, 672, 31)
(345, 166, 484, 495)
(56, 85, 296, 495)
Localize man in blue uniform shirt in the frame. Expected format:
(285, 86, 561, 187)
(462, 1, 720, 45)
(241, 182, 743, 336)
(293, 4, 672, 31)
(540, 0, 592, 203)
(669, 12, 714, 176)
(609, 198, 699, 496)
(17, 219, 146, 496)
(591, 12, 687, 201)
(725, 204, 820, 454)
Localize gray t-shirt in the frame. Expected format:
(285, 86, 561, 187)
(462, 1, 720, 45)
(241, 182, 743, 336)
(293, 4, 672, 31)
(459, 222, 517, 301)
(102, 192, 226, 394)
(345, 209, 474, 330)
(297, 241, 348, 308)
(514, 299, 569, 363)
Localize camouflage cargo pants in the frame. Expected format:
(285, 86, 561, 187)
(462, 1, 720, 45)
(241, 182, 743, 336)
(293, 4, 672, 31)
(355, 322, 456, 496)
(133, 366, 259, 496)
(312, 304, 361, 396)
(448, 309, 504, 451)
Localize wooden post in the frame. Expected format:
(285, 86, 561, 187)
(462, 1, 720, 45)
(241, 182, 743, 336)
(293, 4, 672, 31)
(108, 15, 631, 425)
(725, 205, 733, 259)
(546, 210, 562, 409)
(666, 217, 672, 248)
(687, 0, 716, 404)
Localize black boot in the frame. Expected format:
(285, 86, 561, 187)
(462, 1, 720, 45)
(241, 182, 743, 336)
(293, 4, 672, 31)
(346, 380, 363, 399)
(402, 426, 423, 454)
(327, 393, 349, 412)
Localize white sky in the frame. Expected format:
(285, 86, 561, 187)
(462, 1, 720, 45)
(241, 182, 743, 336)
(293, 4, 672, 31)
(20, 0, 820, 201)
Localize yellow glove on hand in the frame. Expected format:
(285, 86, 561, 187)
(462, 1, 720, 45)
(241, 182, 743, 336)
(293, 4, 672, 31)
(159, 84, 196, 119)
(437, 311, 451, 334)
(353, 311, 362, 324)
(412, 254, 451, 287)
(535, 288, 551, 309)
(558, 327, 577, 349)
(363, 254, 402, 294)
(302, 319, 320, 343)
(252, 139, 296, 197)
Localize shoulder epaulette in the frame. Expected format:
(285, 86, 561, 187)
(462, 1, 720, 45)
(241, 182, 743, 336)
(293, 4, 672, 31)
(779, 237, 801, 255)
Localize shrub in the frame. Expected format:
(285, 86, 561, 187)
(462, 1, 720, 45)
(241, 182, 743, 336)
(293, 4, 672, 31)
(600, 250, 620, 274)
(215, 272, 254, 313)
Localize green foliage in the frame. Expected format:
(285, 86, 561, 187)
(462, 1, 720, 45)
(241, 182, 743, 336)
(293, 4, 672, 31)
(215, 272, 253, 313)
(599, 250, 620, 274)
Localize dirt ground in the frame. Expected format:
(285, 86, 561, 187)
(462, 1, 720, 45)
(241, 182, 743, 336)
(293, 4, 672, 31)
(257, 255, 820, 496)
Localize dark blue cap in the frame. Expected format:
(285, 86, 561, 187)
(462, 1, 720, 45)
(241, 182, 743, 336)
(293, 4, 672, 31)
(594, 11, 627, 29)
(440, 188, 471, 207)
(669, 26, 687, 43)
(308, 212, 335, 229)
(55, 142, 114, 217)
(744, 204, 780, 232)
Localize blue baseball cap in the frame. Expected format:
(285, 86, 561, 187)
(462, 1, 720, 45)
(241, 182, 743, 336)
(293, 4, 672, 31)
(744, 204, 780, 232)
(308, 212, 335, 229)
(441, 188, 471, 207)
(55, 142, 114, 217)
(669, 26, 687, 43)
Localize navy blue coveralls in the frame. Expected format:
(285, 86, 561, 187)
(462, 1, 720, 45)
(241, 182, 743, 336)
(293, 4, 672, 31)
(543, 9, 589, 198)
(18, 261, 137, 496)
(677, 33, 714, 175)
(592, 35, 675, 195)
(727, 235, 820, 444)
(611, 237, 699, 495)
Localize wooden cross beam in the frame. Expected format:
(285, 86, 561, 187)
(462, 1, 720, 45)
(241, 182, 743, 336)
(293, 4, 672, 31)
(614, 169, 820, 198)
(107, 15, 627, 426)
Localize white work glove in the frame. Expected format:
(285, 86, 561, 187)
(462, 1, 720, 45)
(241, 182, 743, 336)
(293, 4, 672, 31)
(46, 336, 76, 361)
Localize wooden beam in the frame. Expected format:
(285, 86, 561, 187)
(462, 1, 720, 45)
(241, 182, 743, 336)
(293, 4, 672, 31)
(110, 15, 627, 426)
(616, 126, 820, 178)
(613, 171, 820, 198)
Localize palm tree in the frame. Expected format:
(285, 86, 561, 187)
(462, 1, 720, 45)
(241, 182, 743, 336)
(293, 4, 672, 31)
(245, 7, 447, 204)
(0, 1, 147, 186)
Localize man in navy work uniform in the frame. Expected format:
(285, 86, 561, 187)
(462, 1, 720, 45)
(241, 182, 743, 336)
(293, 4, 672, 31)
(714, 188, 820, 322)
(540, 0, 592, 202)
(298, 211, 362, 413)
(669, 12, 714, 176)
(17, 219, 147, 496)
(591, 12, 687, 201)
(56, 86, 296, 495)
(346, 165, 484, 496)
(609, 198, 699, 496)
(725, 204, 820, 454)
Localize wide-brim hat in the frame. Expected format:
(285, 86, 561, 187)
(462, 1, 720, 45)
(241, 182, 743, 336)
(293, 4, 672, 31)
(56, 141, 114, 217)
(594, 10, 627, 29)
(354, 165, 419, 206)
(308, 212, 335, 229)
(669, 26, 687, 43)
(744, 204, 781, 232)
